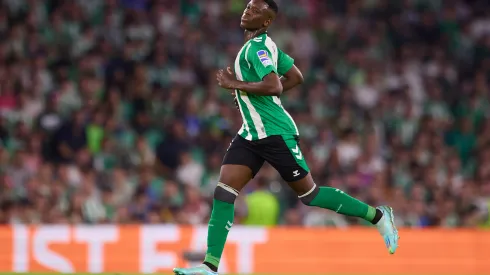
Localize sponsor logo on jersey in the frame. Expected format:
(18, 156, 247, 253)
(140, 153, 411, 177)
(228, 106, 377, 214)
(257, 50, 273, 66)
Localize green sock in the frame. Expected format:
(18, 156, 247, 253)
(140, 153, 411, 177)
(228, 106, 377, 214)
(204, 199, 234, 268)
(309, 187, 377, 222)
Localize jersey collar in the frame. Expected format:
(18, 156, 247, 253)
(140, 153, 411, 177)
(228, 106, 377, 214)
(256, 32, 268, 39)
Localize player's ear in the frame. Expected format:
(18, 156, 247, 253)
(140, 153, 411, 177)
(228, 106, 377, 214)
(263, 18, 272, 27)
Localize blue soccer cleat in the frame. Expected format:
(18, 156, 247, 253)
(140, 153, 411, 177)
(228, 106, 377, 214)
(376, 206, 400, 254)
(173, 264, 218, 275)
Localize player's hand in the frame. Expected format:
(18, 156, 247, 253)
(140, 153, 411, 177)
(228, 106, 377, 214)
(217, 67, 236, 89)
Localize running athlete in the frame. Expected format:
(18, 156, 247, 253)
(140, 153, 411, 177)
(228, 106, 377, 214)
(173, 1, 399, 274)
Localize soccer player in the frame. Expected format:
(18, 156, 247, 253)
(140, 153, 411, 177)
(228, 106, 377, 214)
(173, 1, 399, 274)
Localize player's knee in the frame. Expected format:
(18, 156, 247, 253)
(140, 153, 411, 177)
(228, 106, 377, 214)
(299, 185, 320, 206)
(214, 182, 239, 204)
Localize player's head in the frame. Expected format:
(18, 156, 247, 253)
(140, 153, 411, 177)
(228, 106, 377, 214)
(240, 0, 279, 31)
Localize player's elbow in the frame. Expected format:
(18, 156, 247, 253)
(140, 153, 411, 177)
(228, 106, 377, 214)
(296, 73, 304, 85)
(285, 65, 304, 86)
(291, 70, 304, 85)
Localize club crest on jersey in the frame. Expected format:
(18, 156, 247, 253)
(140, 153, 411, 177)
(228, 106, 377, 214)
(257, 50, 273, 66)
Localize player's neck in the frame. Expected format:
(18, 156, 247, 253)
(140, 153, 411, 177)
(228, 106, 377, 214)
(244, 29, 267, 41)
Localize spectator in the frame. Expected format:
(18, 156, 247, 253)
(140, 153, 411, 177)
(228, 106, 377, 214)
(0, 0, 489, 227)
(176, 151, 204, 188)
(53, 110, 88, 164)
(242, 177, 280, 227)
(156, 121, 189, 176)
(178, 185, 210, 225)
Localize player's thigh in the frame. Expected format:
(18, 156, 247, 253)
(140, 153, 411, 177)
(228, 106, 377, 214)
(221, 135, 265, 191)
(262, 135, 314, 194)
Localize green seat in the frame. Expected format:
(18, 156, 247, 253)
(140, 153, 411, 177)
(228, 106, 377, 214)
(191, 147, 205, 164)
(145, 130, 164, 151)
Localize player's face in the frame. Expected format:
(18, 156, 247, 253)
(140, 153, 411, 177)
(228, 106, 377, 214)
(240, 0, 272, 30)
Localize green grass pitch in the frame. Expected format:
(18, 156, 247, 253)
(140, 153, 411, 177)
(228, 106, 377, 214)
(0, 272, 460, 275)
(0, 274, 409, 275)
(0, 274, 379, 275)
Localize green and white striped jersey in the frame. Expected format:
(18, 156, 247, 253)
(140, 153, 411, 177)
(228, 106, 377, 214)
(234, 33, 299, 141)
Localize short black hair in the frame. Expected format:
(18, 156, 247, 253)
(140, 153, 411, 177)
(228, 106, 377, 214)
(264, 0, 279, 14)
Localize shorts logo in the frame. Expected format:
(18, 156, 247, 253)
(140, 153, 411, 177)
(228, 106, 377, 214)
(292, 145, 303, 160)
(257, 50, 273, 66)
(293, 170, 300, 177)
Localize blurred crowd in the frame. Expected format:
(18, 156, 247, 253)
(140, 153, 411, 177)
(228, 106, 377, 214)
(1, 0, 490, 228)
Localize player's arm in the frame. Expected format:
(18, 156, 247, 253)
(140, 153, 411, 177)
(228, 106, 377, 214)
(217, 46, 283, 96)
(217, 68, 283, 96)
(277, 49, 303, 92)
(280, 64, 304, 92)
(233, 70, 282, 96)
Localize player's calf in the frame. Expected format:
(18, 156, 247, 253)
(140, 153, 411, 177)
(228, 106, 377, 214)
(296, 181, 399, 254)
(298, 182, 383, 225)
(202, 183, 239, 272)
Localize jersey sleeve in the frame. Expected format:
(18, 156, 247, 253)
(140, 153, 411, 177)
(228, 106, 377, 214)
(277, 49, 295, 76)
(248, 44, 278, 80)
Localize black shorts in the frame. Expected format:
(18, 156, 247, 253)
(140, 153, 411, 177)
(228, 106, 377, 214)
(222, 135, 310, 182)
